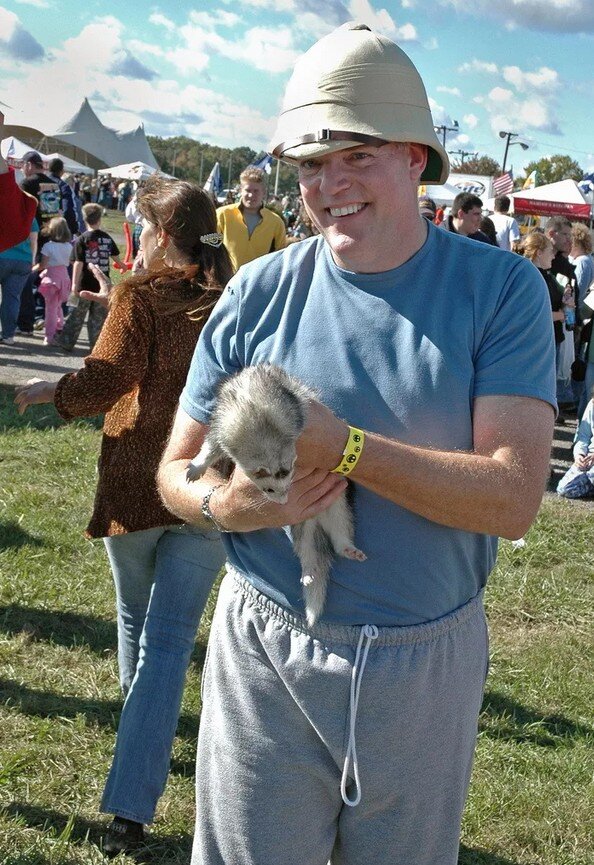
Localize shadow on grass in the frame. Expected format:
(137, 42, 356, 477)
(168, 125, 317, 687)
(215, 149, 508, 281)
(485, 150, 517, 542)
(0, 521, 46, 550)
(480, 689, 592, 746)
(0, 603, 117, 655)
(1, 803, 520, 865)
(0, 678, 200, 742)
(1, 801, 192, 861)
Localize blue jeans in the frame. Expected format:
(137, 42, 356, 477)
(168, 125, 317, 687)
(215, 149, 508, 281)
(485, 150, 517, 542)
(100, 524, 225, 824)
(0, 258, 31, 338)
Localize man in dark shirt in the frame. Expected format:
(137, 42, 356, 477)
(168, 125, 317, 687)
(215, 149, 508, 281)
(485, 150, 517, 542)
(19, 151, 59, 228)
(443, 192, 496, 245)
(48, 157, 84, 236)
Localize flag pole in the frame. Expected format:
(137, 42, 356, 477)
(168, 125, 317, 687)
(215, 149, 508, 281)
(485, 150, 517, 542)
(274, 159, 280, 197)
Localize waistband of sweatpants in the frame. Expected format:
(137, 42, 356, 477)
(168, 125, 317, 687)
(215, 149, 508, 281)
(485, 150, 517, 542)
(227, 566, 485, 648)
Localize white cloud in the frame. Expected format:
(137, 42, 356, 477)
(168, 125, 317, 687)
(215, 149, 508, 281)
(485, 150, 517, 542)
(458, 59, 498, 74)
(128, 39, 165, 58)
(149, 13, 175, 32)
(14, 0, 49, 7)
(424, 36, 439, 49)
(0, 6, 45, 61)
(502, 65, 558, 91)
(463, 113, 478, 129)
(441, 0, 594, 33)
(437, 86, 461, 97)
(188, 10, 241, 28)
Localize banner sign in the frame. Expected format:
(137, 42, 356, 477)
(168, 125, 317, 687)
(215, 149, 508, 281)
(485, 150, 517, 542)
(513, 197, 591, 219)
(448, 173, 493, 200)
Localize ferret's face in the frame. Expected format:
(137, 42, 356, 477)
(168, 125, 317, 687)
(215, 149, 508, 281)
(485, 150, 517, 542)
(238, 442, 297, 504)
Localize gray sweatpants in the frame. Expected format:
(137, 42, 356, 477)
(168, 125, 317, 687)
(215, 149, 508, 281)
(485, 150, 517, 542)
(193, 570, 489, 865)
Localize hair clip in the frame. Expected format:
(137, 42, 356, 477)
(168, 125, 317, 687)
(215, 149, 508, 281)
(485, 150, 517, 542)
(200, 233, 224, 248)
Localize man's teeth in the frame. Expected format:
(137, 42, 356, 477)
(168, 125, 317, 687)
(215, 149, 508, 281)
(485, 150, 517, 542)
(329, 203, 365, 217)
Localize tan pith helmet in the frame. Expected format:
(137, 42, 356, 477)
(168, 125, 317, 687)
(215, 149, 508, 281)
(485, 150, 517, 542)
(269, 21, 449, 184)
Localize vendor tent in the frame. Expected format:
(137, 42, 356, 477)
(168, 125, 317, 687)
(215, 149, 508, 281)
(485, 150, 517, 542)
(43, 152, 94, 175)
(1, 135, 43, 161)
(511, 179, 591, 220)
(98, 161, 158, 181)
(419, 182, 459, 207)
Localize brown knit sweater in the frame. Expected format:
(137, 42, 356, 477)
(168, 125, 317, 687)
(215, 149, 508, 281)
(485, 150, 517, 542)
(54, 286, 209, 538)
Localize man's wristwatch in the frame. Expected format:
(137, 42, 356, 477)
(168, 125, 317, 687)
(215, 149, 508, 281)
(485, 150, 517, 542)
(201, 485, 230, 532)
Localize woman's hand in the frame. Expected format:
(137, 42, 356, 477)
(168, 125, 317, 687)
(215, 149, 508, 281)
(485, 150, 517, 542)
(14, 378, 57, 414)
(211, 465, 347, 532)
(79, 263, 111, 307)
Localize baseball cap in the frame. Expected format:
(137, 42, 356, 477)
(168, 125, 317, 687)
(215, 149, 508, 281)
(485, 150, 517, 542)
(418, 196, 437, 218)
(269, 21, 449, 184)
(22, 150, 44, 166)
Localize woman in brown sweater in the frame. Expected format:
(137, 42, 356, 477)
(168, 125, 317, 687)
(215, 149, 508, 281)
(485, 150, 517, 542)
(15, 175, 233, 856)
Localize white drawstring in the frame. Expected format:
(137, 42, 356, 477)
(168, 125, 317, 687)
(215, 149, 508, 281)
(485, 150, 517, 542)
(340, 624, 379, 807)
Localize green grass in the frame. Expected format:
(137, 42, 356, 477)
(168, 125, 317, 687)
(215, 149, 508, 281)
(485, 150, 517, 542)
(1, 383, 592, 864)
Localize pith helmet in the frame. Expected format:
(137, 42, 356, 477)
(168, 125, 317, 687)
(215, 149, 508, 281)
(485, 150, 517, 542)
(269, 21, 449, 184)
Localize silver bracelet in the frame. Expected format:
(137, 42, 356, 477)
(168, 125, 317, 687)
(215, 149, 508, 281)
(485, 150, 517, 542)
(201, 485, 230, 532)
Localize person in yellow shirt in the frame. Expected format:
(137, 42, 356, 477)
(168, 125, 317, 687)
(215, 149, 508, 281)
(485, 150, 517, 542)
(217, 167, 287, 271)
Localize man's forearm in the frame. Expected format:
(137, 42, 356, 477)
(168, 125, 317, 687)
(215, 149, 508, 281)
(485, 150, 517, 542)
(302, 396, 554, 540)
(158, 459, 226, 529)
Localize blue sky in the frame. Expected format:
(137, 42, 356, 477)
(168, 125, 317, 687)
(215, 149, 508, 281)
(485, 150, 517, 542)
(1, 0, 594, 174)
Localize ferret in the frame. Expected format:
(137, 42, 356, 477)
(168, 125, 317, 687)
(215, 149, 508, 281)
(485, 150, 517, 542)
(186, 363, 366, 625)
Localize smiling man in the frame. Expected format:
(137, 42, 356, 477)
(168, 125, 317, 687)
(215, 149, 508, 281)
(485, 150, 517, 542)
(158, 22, 556, 865)
(216, 166, 286, 271)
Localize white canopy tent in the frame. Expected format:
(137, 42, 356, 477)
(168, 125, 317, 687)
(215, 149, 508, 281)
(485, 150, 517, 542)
(43, 152, 94, 175)
(1, 137, 94, 175)
(97, 161, 160, 181)
(419, 181, 460, 207)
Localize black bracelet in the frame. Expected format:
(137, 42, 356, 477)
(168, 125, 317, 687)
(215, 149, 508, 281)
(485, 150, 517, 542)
(201, 485, 230, 532)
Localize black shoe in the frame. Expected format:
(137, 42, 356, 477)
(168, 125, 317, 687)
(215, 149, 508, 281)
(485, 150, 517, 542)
(102, 817, 145, 858)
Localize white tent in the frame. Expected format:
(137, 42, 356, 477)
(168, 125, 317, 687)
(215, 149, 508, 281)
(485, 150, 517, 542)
(509, 179, 591, 220)
(97, 161, 159, 181)
(420, 182, 460, 206)
(1, 135, 44, 161)
(52, 99, 159, 170)
(43, 152, 94, 175)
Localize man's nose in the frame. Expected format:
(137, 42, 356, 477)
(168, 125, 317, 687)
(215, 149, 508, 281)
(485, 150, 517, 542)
(317, 161, 351, 195)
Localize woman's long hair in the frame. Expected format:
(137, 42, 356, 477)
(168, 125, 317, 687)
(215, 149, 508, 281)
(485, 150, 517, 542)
(517, 230, 552, 264)
(111, 175, 233, 320)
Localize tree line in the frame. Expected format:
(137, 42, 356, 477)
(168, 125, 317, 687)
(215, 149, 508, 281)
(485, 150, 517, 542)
(147, 136, 299, 196)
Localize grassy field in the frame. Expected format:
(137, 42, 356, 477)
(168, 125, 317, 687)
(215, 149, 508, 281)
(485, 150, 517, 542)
(0, 382, 592, 864)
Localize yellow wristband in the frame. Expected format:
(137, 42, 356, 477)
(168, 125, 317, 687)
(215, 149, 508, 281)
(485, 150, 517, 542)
(331, 426, 365, 475)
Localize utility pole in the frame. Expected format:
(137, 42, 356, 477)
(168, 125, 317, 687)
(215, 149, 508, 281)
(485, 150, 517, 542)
(199, 151, 204, 185)
(171, 148, 177, 177)
(448, 149, 477, 167)
(228, 152, 233, 189)
(433, 120, 459, 147)
(274, 159, 280, 197)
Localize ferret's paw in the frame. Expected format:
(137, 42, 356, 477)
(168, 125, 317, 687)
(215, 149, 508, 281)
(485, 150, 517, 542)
(341, 546, 367, 562)
(185, 461, 205, 483)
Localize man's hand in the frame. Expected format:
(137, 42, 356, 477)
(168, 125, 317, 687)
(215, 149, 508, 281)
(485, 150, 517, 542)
(212, 466, 347, 532)
(14, 378, 57, 414)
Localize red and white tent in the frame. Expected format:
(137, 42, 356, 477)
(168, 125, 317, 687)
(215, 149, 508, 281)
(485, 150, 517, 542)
(511, 179, 591, 220)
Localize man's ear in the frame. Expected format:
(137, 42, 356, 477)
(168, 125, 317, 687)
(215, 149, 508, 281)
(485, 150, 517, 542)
(408, 143, 428, 182)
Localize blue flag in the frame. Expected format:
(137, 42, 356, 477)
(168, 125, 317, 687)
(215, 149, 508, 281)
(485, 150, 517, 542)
(249, 153, 274, 175)
(204, 161, 224, 198)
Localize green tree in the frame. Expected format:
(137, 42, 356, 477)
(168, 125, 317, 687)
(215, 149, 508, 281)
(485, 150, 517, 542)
(521, 154, 583, 185)
(450, 154, 501, 176)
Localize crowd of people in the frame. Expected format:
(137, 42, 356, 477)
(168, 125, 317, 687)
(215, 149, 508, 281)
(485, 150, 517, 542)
(0, 19, 590, 863)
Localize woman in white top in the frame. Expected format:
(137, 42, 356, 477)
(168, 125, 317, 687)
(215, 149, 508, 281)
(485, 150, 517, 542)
(38, 217, 72, 344)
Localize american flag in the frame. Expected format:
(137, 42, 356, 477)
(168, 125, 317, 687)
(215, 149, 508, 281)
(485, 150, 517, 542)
(493, 171, 514, 196)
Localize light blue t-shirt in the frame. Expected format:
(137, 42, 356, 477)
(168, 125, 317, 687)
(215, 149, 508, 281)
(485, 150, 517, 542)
(0, 217, 39, 262)
(180, 222, 556, 626)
